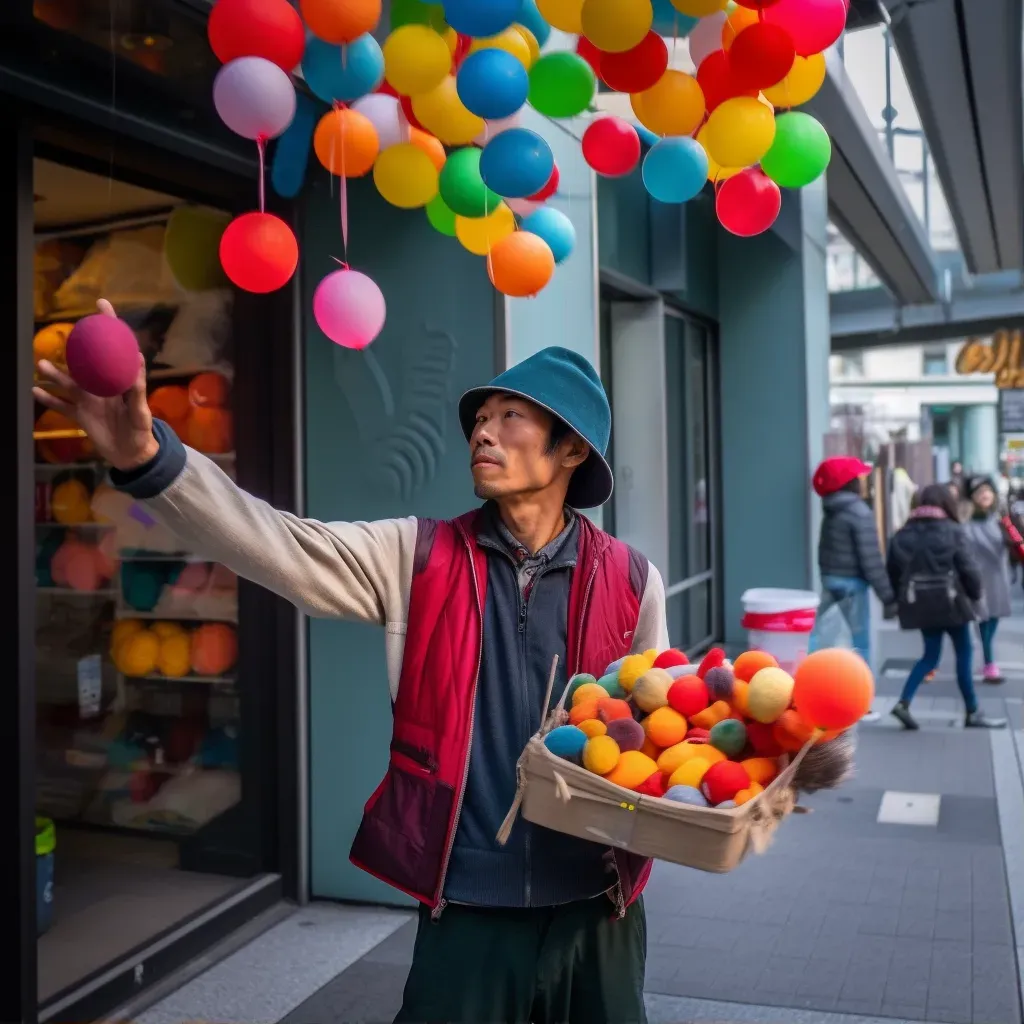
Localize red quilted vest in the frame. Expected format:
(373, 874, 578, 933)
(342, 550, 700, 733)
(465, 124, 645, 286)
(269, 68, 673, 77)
(349, 510, 654, 912)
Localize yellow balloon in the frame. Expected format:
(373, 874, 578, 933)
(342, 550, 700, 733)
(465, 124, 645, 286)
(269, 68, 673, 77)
(455, 205, 516, 255)
(514, 24, 541, 68)
(697, 125, 741, 183)
(412, 76, 485, 146)
(581, 0, 652, 53)
(763, 52, 827, 108)
(703, 95, 776, 168)
(722, 6, 759, 48)
(442, 27, 458, 54)
(672, 0, 726, 14)
(383, 25, 452, 96)
(630, 71, 705, 137)
(469, 27, 532, 69)
(537, 0, 584, 33)
(373, 143, 439, 209)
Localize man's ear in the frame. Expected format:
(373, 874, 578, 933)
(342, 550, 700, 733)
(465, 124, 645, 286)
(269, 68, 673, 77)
(562, 438, 590, 470)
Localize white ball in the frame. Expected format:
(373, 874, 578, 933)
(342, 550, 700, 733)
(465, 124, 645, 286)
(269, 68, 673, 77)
(213, 57, 296, 140)
(351, 93, 406, 150)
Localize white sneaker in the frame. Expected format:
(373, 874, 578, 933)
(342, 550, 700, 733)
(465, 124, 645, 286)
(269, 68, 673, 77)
(861, 711, 881, 723)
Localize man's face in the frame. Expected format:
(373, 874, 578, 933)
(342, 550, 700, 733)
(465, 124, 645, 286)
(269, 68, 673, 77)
(469, 393, 587, 501)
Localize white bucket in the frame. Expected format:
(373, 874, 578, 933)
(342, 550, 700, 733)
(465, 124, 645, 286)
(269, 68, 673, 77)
(740, 588, 820, 674)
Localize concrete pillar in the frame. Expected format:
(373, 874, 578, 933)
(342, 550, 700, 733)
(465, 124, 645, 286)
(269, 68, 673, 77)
(961, 403, 999, 475)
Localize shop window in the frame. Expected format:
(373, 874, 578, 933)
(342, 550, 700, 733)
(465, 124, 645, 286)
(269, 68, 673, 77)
(922, 347, 947, 376)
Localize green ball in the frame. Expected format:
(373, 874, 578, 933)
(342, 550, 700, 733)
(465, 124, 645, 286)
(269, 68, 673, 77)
(528, 52, 596, 119)
(597, 672, 625, 699)
(438, 148, 502, 218)
(709, 719, 747, 759)
(760, 112, 831, 190)
(425, 195, 457, 237)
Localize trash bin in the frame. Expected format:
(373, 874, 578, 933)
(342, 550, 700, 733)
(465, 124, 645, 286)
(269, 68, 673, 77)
(36, 817, 55, 936)
(740, 588, 820, 674)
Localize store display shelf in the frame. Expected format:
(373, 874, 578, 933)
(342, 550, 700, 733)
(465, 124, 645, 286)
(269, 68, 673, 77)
(35, 302, 179, 325)
(36, 521, 115, 530)
(115, 610, 238, 623)
(148, 364, 230, 381)
(37, 587, 117, 597)
(48, 817, 193, 840)
(34, 461, 104, 472)
(127, 673, 236, 685)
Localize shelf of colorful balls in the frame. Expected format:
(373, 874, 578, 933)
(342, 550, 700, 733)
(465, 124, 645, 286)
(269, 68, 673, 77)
(111, 619, 239, 682)
(36, 588, 116, 598)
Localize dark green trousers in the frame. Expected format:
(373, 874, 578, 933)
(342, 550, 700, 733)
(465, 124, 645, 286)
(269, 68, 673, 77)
(394, 896, 647, 1024)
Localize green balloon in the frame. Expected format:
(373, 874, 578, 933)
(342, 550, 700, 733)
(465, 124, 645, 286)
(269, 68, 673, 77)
(426, 195, 457, 237)
(164, 205, 230, 292)
(438, 148, 502, 218)
(390, 0, 447, 32)
(760, 112, 832, 190)
(528, 52, 596, 119)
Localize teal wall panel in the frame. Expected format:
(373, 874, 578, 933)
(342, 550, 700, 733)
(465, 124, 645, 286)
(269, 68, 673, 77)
(597, 169, 651, 286)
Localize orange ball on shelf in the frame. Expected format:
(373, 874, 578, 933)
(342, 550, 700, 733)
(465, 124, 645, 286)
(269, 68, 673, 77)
(187, 407, 235, 454)
(191, 623, 238, 676)
(189, 372, 231, 408)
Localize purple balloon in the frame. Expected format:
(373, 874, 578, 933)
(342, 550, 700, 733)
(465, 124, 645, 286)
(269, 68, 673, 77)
(213, 56, 296, 141)
(313, 269, 386, 350)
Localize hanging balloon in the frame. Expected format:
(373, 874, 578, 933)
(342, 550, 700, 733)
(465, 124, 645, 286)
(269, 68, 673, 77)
(763, 52, 827, 108)
(412, 75, 485, 145)
(164, 206, 230, 291)
(300, 0, 381, 44)
(488, 232, 555, 297)
(480, 128, 554, 198)
(630, 70, 705, 137)
(689, 10, 728, 68)
(521, 207, 576, 264)
(696, 49, 756, 112)
(514, 25, 542, 67)
(443, 0, 521, 37)
(507, 197, 544, 217)
(219, 212, 298, 293)
(382, 24, 451, 96)
(457, 48, 529, 120)
(703, 94, 775, 167)
(642, 137, 709, 203)
(728, 22, 795, 91)
(528, 162, 560, 201)
(528, 52, 596, 118)
(313, 269, 386, 350)
(426, 194, 458, 236)
(207, 0, 306, 72)
(697, 124, 741, 182)
(575, 36, 605, 80)
(373, 142, 440, 207)
(213, 57, 296, 139)
(716, 168, 782, 236)
(518, 0, 553, 46)
(721, 5, 758, 48)
(399, 94, 427, 131)
(581, 117, 641, 177)
(473, 112, 523, 146)
(455, 204, 516, 255)
(600, 33, 668, 94)
(389, 0, 447, 31)
(765, 0, 847, 57)
(352, 93, 405, 149)
(536, 0, 584, 33)
(439, 147, 502, 217)
(408, 127, 447, 171)
(651, 0, 698, 35)
(760, 111, 831, 188)
(469, 27, 534, 69)
(313, 108, 380, 176)
(580, 0, 652, 53)
(302, 35, 384, 104)
(733, 0, 783, 6)
(670, 0, 726, 14)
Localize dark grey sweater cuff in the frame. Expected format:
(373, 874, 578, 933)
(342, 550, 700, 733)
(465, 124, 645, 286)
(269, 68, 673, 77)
(109, 419, 187, 499)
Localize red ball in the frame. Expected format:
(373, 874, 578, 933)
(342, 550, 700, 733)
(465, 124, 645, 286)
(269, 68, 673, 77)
(733, 0, 783, 6)
(582, 118, 641, 177)
(600, 32, 668, 94)
(701, 761, 750, 806)
(697, 648, 726, 680)
(746, 721, 785, 757)
(793, 648, 874, 731)
(219, 212, 299, 294)
(685, 727, 710, 744)
(729, 22, 796, 91)
(528, 163, 560, 202)
(636, 771, 668, 798)
(765, 0, 847, 57)
(697, 49, 757, 112)
(65, 314, 140, 398)
(576, 36, 605, 79)
(399, 94, 425, 132)
(667, 677, 709, 719)
(207, 0, 306, 71)
(716, 169, 782, 237)
(654, 649, 689, 670)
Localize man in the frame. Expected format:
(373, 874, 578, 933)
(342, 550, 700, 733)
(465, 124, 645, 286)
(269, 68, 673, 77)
(35, 301, 668, 1024)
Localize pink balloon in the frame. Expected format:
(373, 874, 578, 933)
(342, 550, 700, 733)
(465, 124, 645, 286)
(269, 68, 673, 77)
(765, 0, 847, 57)
(716, 168, 782, 237)
(65, 314, 140, 397)
(473, 112, 523, 147)
(507, 197, 543, 217)
(313, 269, 386, 350)
(689, 12, 729, 69)
(213, 56, 296, 140)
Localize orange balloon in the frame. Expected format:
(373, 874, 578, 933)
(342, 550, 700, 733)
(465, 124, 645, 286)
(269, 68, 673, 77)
(188, 372, 230, 408)
(732, 650, 779, 682)
(722, 6, 759, 49)
(487, 231, 555, 297)
(313, 108, 379, 177)
(793, 648, 875, 731)
(300, 0, 380, 44)
(408, 127, 446, 171)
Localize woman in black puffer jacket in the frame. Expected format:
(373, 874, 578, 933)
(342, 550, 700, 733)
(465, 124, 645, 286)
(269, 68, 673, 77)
(886, 484, 1006, 731)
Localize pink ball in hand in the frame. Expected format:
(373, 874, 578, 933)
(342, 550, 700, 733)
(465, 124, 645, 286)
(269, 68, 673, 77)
(65, 314, 140, 397)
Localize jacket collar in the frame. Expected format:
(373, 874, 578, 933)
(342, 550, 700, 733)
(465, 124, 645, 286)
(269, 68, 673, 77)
(474, 501, 579, 570)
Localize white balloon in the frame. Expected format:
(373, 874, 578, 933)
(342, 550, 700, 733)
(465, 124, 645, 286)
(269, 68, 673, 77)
(351, 93, 406, 150)
(472, 112, 523, 147)
(213, 57, 296, 140)
(507, 197, 543, 217)
(688, 12, 728, 70)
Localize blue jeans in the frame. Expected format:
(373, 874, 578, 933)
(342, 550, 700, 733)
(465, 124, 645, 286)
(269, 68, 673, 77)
(899, 624, 978, 713)
(978, 618, 999, 664)
(816, 576, 871, 666)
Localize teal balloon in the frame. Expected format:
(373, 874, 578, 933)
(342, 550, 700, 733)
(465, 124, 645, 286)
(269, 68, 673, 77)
(642, 137, 708, 204)
(425, 195, 457, 236)
(761, 112, 832, 189)
(302, 34, 383, 104)
(439, 147, 502, 218)
(651, 0, 697, 36)
(528, 52, 595, 119)
(517, 0, 551, 46)
(522, 207, 576, 264)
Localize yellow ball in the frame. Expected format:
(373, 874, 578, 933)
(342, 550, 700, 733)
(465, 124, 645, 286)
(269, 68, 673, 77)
(747, 667, 795, 724)
(469, 27, 532, 69)
(581, 0, 652, 53)
(703, 95, 776, 169)
(671, 0, 726, 15)
(116, 629, 160, 677)
(631, 71, 705, 137)
(373, 143, 439, 209)
(669, 758, 712, 789)
(583, 734, 621, 775)
(514, 24, 540, 68)
(632, 668, 673, 712)
(383, 24, 452, 97)
(763, 52, 827, 109)
(605, 750, 659, 790)
(51, 479, 92, 524)
(454, 204, 516, 255)
(572, 682, 608, 707)
(643, 648, 658, 667)
(151, 621, 185, 640)
(578, 719, 608, 739)
(618, 653, 650, 693)
(735, 781, 765, 807)
(537, 0, 584, 33)
(697, 125, 741, 183)
(111, 619, 143, 658)
(157, 633, 192, 677)
(659, 741, 706, 775)
(412, 75, 485, 146)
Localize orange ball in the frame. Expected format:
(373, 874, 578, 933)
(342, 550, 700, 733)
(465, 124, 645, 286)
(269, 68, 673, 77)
(300, 0, 380, 44)
(793, 648, 875, 731)
(658, 740, 723, 775)
(730, 679, 750, 717)
(734, 781, 764, 807)
(487, 232, 555, 297)
(408, 127, 446, 171)
(187, 407, 234, 454)
(690, 700, 732, 731)
(597, 696, 633, 722)
(605, 750, 659, 790)
(732, 650, 779, 683)
(569, 699, 599, 726)
(189, 372, 230, 408)
(578, 719, 607, 739)
(741, 757, 778, 786)
(149, 385, 191, 422)
(644, 707, 688, 748)
(191, 623, 238, 676)
(640, 737, 662, 761)
(314, 108, 380, 177)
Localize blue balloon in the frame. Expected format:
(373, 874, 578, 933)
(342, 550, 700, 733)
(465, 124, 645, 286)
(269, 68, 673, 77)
(517, 0, 552, 47)
(443, 0, 521, 37)
(302, 34, 383, 104)
(642, 137, 708, 204)
(457, 49, 528, 120)
(634, 123, 659, 148)
(650, 0, 697, 36)
(479, 128, 554, 198)
(522, 208, 576, 264)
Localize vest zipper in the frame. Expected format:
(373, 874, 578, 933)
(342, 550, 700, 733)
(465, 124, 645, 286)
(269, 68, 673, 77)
(432, 526, 485, 921)
(574, 558, 600, 674)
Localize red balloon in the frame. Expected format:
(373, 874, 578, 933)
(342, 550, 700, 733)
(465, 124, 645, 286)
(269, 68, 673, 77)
(729, 22, 795, 90)
(582, 118, 641, 177)
(697, 49, 757, 112)
(600, 32, 668, 94)
(399, 94, 425, 132)
(765, 0, 847, 57)
(732, 0, 783, 6)
(528, 162, 560, 201)
(716, 169, 782, 237)
(576, 36, 605, 80)
(452, 33, 473, 69)
(219, 212, 298, 293)
(207, 0, 306, 72)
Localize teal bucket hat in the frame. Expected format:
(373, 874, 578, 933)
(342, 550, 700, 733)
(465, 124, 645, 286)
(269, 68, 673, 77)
(458, 347, 613, 509)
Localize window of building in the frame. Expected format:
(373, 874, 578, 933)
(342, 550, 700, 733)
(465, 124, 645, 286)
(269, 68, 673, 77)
(922, 347, 947, 376)
(839, 352, 864, 377)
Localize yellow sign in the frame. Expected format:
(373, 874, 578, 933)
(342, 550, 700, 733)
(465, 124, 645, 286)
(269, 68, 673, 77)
(956, 330, 1024, 387)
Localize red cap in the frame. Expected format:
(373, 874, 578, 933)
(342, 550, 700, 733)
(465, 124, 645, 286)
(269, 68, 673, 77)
(813, 456, 872, 497)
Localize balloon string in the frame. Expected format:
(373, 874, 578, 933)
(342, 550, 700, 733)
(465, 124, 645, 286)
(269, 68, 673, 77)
(335, 103, 349, 268)
(257, 135, 267, 213)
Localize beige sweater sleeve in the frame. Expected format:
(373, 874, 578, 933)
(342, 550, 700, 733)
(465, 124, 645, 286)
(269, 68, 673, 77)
(632, 562, 670, 653)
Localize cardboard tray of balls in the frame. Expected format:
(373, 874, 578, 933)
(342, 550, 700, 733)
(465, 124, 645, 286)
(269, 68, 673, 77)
(500, 647, 872, 874)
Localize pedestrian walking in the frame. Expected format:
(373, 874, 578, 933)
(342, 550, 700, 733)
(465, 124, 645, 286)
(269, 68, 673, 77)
(887, 484, 1006, 730)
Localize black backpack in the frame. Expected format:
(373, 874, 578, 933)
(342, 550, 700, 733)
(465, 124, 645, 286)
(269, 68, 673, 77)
(896, 535, 974, 630)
